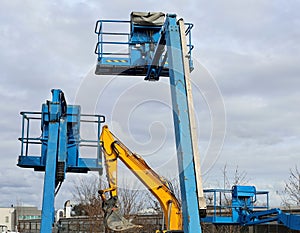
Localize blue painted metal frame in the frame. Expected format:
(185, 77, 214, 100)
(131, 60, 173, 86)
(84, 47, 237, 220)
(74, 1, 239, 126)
(18, 112, 105, 172)
(202, 186, 270, 225)
(18, 89, 105, 233)
(40, 120, 59, 232)
(201, 185, 300, 230)
(164, 14, 202, 233)
(94, 18, 194, 78)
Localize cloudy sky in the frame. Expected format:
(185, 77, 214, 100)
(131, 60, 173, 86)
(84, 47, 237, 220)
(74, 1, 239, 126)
(0, 0, 299, 210)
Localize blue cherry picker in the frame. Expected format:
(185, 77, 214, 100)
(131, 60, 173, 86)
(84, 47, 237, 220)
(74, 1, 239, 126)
(18, 89, 105, 232)
(95, 11, 206, 233)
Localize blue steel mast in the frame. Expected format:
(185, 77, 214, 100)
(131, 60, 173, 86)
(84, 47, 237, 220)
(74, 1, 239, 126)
(40, 89, 65, 231)
(165, 15, 206, 233)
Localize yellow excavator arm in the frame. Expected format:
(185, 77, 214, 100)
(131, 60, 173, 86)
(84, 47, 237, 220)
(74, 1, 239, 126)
(99, 125, 182, 232)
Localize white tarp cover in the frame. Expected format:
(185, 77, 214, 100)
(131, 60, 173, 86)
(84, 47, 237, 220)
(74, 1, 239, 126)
(131, 12, 165, 26)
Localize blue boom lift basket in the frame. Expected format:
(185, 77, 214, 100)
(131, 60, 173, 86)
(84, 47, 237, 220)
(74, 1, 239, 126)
(18, 91, 105, 173)
(94, 12, 194, 78)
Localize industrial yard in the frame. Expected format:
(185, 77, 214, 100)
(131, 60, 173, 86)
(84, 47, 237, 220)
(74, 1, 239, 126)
(1, 1, 299, 233)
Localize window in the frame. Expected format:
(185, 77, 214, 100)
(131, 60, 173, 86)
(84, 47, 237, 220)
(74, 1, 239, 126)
(5, 216, 9, 223)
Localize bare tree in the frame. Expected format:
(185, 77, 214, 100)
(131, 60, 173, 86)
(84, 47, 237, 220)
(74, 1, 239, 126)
(282, 166, 300, 207)
(142, 175, 182, 216)
(72, 175, 104, 215)
(117, 177, 147, 217)
(219, 164, 249, 210)
(71, 174, 104, 232)
(202, 164, 249, 233)
(72, 175, 145, 217)
(167, 176, 182, 204)
(72, 175, 151, 232)
(222, 163, 248, 189)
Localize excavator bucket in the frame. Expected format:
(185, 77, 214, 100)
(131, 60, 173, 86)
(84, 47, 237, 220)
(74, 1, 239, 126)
(102, 196, 142, 231)
(106, 209, 142, 231)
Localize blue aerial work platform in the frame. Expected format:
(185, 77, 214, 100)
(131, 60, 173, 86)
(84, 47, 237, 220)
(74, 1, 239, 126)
(202, 185, 300, 231)
(95, 12, 194, 80)
(95, 12, 205, 233)
(18, 89, 105, 233)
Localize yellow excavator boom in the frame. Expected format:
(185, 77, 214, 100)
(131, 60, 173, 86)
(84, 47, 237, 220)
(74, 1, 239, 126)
(100, 125, 182, 232)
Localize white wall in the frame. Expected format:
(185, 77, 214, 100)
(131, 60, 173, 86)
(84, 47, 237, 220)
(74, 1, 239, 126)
(0, 207, 15, 231)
